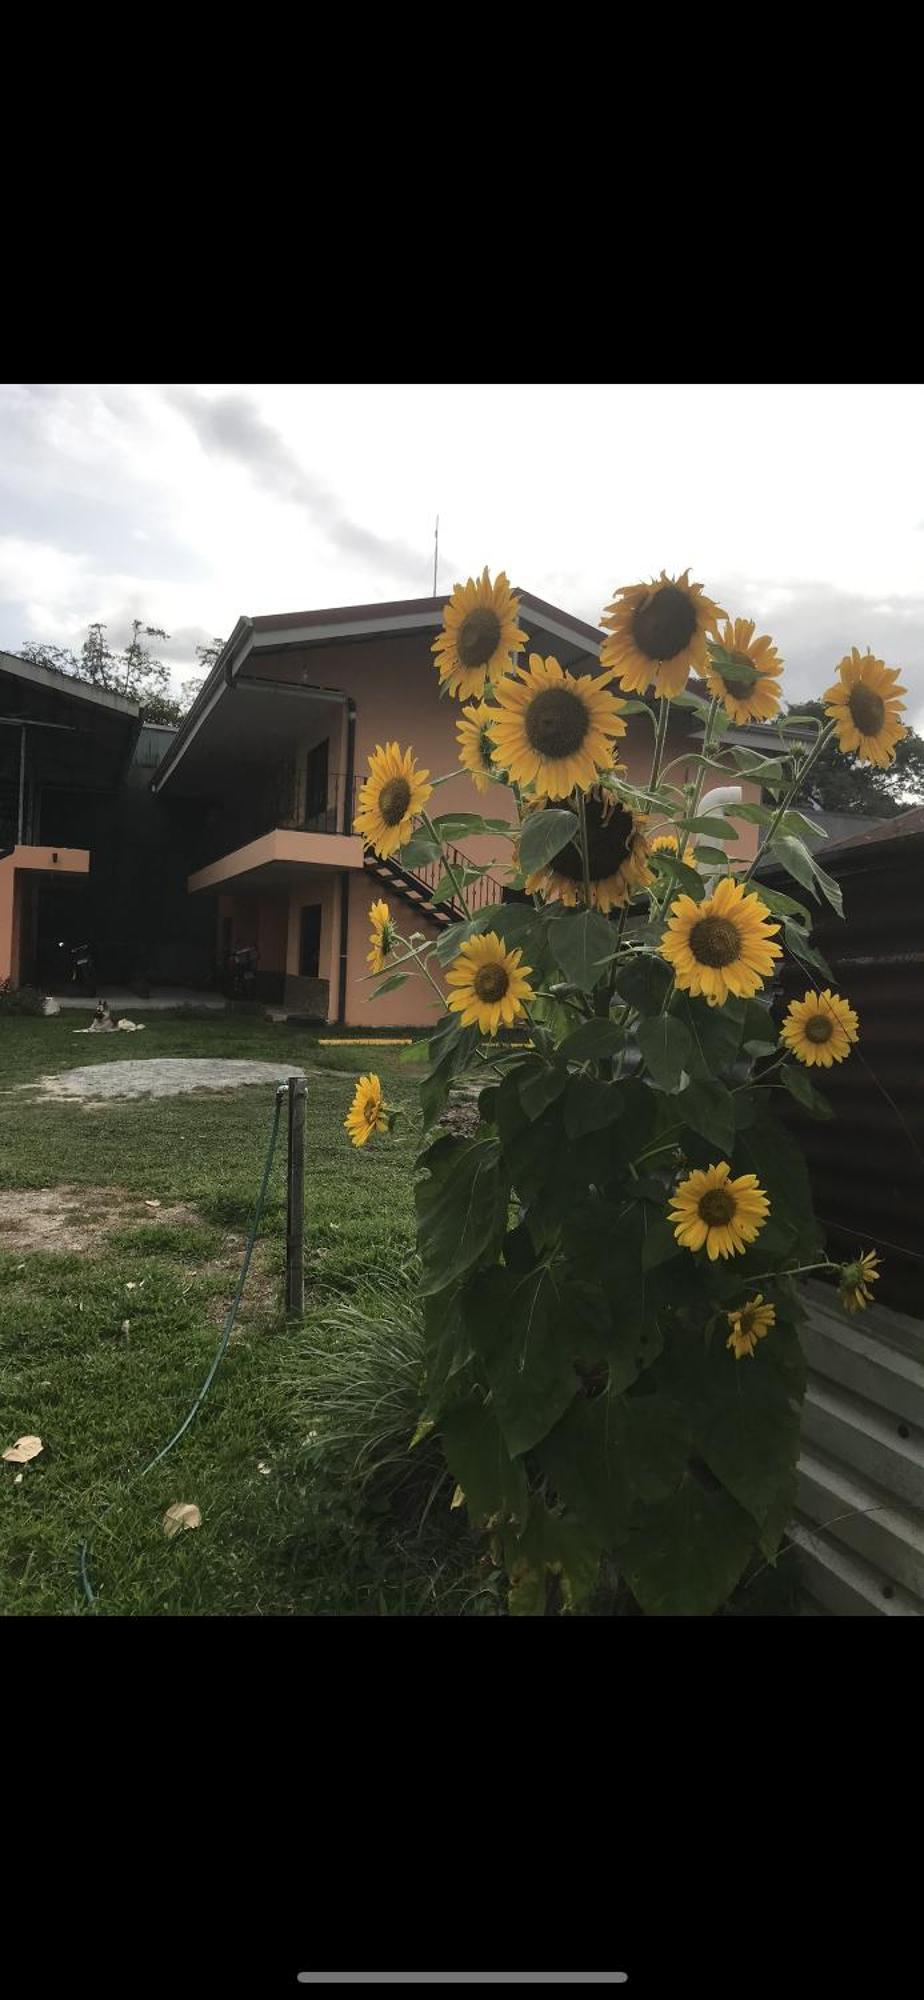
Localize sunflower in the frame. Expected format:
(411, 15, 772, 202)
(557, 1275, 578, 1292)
(524, 787, 652, 912)
(726, 1294, 776, 1360)
(660, 876, 781, 1007)
(823, 649, 907, 768)
(650, 831, 697, 867)
(487, 654, 627, 799)
(344, 1073, 387, 1148)
(600, 569, 726, 700)
(432, 568, 526, 701)
(367, 899, 399, 976)
(456, 701, 500, 793)
(703, 618, 784, 725)
(780, 987, 858, 1068)
(445, 931, 535, 1036)
(837, 1250, 881, 1315)
(669, 1161, 770, 1261)
(353, 742, 432, 859)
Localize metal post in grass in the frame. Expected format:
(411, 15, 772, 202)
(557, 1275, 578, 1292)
(285, 1073, 306, 1320)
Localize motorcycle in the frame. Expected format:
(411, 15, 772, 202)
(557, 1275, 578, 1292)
(227, 944, 258, 1000)
(56, 939, 97, 992)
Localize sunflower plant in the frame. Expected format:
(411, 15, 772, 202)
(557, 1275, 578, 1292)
(346, 566, 906, 1615)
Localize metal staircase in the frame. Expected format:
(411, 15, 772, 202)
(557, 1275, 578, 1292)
(363, 841, 508, 930)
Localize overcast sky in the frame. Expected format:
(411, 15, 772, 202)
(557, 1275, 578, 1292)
(2, 382, 923, 730)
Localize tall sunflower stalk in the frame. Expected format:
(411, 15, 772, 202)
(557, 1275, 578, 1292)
(346, 568, 908, 1616)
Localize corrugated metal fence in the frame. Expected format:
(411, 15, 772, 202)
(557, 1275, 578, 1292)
(758, 808, 924, 1612)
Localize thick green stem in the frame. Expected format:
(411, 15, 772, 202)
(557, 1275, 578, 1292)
(649, 696, 672, 795)
(576, 787, 593, 910)
(743, 721, 837, 884)
(684, 696, 721, 830)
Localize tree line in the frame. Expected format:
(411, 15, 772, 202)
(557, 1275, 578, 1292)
(19, 622, 225, 726)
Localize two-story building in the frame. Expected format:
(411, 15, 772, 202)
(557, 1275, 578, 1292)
(150, 589, 763, 1028)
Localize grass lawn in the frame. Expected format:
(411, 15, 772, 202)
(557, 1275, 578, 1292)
(0, 1012, 432, 1615)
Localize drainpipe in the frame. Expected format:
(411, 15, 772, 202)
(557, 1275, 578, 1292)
(336, 701, 357, 1023)
(343, 699, 356, 835)
(17, 724, 26, 843)
(337, 870, 350, 1023)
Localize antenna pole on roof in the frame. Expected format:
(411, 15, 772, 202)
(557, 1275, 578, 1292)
(432, 514, 439, 597)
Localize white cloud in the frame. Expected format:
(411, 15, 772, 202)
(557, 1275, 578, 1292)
(1, 383, 922, 730)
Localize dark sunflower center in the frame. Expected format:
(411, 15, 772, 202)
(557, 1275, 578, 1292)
(737, 1308, 756, 1338)
(524, 686, 589, 759)
(632, 583, 698, 662)
(478, 727, 495, 768)
(847, 683, 886, 736)
(458, 607, 502, 669)
(473, 962, 509, 1004)
(363, 1096, 379, 1125)
(552, 797, 635, 885)
(805, 1015, 832, 1043)
(689, 915, 741, 968)
(699, 1188, 735, 1226)
(378, 776, 412, 825)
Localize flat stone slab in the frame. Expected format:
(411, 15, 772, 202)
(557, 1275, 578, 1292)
(32, 1059, 306, 1103)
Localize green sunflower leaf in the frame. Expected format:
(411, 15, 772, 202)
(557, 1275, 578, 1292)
(518, 1061, 568, 1121)
(752, 882, 813, 924)
(536, 1393, 690, 1548)
(440, 1394, 528, 1528)
(397, 833, 443, 867)
(678, 1077, 736, 1153)
(415, 1133, 509, 1292)
(518, 808, 580, 874)
(641, 1213, 682, 1271)
(767, 834, 842, 915)
(612, 952, 674, 1016)
(649, 853, 706, 901)
(779, 1063, 835, 1119)
(692, 844, 731, 869)
(621, 1479, 756, 1616)
(462, 1265, 580, 1458)
(563, 1074, 627, 1138)
(637, 1015, 693, 1092)
(678, 815, 740, 839)
(502, 1498, 604, 1615)
(549, 909, 618, 992)
(369, 971, 410, 998)
(782, 922, 835, 983)
(778, 809, 828, 845)
(558, 1016, 626, 1062)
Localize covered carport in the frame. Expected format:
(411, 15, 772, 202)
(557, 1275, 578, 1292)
(0, 651, 140, 987)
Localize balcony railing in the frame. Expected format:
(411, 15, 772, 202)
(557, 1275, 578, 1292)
(280, 772, 359, 837)
(412, 843, 508, 914)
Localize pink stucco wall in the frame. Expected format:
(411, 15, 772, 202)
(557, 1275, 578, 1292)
(0, 846, 90, 986)
(205, 637, 762, 1025)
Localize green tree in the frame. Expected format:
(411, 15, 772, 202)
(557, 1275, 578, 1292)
(792, 700, 924, 817)
(21, 618, 187, 723)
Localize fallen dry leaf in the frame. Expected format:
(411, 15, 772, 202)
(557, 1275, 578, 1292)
(120, 1320, 131, 1336)
(450, 1484, 465, 1510)
(3, 1434, 44, 1465)
(13, 1473, 23, 1486)
(144, 1199, 161, 1210)
(163, 1502, 202, 1538)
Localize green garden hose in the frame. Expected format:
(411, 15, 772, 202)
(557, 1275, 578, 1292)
(78, 1085, 287, 1609)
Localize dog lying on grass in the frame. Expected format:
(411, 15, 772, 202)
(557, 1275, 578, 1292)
(73, 1000, 145, 1035)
